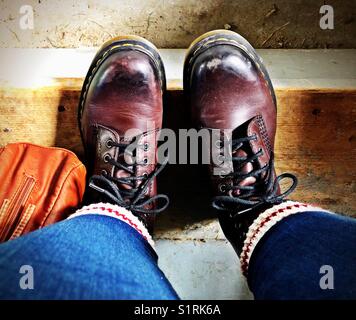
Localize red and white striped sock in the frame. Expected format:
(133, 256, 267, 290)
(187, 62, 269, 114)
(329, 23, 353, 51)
(240, 200, 333, 277)
(68, 202, 154, 249)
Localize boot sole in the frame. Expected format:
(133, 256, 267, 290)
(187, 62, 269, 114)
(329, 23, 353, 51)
(183, 29, 276, 107)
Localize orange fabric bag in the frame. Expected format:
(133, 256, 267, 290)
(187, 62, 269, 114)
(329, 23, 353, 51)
(0, 143, 86, 242)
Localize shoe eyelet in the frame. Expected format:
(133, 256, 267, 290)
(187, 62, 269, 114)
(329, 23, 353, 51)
(217, 154, 225, 163)
(219, 183, 227, 193)
(106, 139, 113, 148)
(142, 158, 148, 165)
(142, 172, 148, 179)
(103, 154, 111, 163)
(219, 170, 226, 178)
(101, 169, 108, 175)
(143, 143, 149, 151)
(215, 139, 223, 148)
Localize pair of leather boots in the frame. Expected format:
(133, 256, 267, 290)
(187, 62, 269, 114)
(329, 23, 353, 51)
(79, 30, 297, 256)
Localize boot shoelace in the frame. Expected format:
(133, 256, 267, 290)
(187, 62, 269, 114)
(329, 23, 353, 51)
(89, 140, 169, 215)
(212, 134, 298, 218)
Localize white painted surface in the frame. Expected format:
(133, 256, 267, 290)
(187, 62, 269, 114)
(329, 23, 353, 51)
(0, 48, 355, 89)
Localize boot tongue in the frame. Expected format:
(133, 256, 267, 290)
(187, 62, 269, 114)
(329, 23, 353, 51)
(234, 149, 256, 188)
(246, 115, 272, 169)
(230, 116, 271, 196)
(112, 132, 145, 192)
(113, 141, 135, 191)
(113, 130, 156, 192)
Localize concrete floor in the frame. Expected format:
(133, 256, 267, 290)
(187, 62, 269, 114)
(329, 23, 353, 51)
(156, 240, 253, 300)
(0, 0, 355, 49)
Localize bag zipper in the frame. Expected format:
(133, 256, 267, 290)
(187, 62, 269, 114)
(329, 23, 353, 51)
(0, 174, 36, 242)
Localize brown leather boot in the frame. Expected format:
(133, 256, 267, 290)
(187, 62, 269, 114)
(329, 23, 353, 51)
(184, 30, 297, 255)
(78, 36, 169, 233)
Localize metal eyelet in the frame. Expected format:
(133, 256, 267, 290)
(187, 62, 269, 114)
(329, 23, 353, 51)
(103, 154, 111, 163)
(219, 170, 226, 179)
(217, 154, 225, 163)
(142, 172, 148, 179)
(219, 183, 227, 193)
(106, 139, 113, 148)
(215, 139, 223, 148)
(101, 169, 108, 175)
(142, 158, 148, 165)
(143, 143, 149, 151)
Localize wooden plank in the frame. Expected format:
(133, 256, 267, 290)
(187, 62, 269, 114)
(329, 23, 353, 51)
(0, 86, 355, 216)
(275, 89, 356, 215)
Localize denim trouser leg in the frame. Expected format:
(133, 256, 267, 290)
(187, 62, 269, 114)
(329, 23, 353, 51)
(248, 211, 356, 299)
(0, 215, 178, 299)
(0, 208, 355, 299)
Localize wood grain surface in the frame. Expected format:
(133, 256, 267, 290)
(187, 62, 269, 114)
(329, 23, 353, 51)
(0, 83, 355, 215)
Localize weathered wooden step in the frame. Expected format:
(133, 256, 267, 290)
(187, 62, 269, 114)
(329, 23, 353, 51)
(0, 49, 355, 217)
